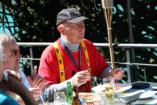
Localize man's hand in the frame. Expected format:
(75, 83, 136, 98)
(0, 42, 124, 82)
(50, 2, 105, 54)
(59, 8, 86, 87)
(27, 66, 46, 91)
(27, 66, 46, 100)
(70, 70, 91, 87)
(27, 74, 46, 90)
(29, 87, 41, 101)
(110, 68, 124, 80)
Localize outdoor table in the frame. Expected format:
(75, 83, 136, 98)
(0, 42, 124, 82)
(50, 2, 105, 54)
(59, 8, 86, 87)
(39, 82, 157, 105)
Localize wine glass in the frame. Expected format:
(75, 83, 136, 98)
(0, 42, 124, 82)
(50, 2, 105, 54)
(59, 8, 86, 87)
(54, 91, 68, 105)
(103, 77, 115, 102)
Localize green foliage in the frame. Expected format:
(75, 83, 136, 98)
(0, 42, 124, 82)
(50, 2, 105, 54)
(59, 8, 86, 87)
(1, 0, 108, 43)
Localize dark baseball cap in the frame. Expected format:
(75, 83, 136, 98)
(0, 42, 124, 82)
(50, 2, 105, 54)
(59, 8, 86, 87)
(56, 8, 88, 26)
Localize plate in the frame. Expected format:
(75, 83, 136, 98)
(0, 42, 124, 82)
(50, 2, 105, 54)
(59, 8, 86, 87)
(115, 84, 132, 93)
(118, 90, 144, 103)
(139, 91, 155, 99)
(152, 86, 157, 90)
(79, 92, 101, 104)
(91, 85, 106, 93)
(92, 83, 132, 93)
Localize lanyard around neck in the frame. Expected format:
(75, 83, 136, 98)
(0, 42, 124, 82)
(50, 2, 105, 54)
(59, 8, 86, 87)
(61, 39, 81, 71)
(54, 39, 91, 82)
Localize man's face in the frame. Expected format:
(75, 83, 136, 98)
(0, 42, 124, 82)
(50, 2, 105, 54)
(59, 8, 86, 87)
(3, 47, 19, 71)
(63, 21, 85, 44)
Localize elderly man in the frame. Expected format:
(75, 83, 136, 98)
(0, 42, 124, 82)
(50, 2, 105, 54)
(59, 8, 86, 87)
(38, 8, 124, 101)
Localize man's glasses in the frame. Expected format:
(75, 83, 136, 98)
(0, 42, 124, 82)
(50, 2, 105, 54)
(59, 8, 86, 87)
(65, 21, 85, 28)
(0, 49, 18, 61)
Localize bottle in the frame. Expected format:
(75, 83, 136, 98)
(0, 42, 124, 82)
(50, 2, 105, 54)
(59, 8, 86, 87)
(66, 81, 73, 104)
(72, 87, 81, 105)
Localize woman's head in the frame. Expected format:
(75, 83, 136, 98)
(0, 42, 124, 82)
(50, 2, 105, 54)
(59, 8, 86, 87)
(0, 33, 20, 71)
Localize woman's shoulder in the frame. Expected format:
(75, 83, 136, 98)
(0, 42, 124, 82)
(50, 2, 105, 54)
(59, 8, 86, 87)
(0, 90, 19, 105)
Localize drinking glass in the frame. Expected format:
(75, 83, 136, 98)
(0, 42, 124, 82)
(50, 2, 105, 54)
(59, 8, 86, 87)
(103, 77, 115, 102)
(54, 92, 68, 105)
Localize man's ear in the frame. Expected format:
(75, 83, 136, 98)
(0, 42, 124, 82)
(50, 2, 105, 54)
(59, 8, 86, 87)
(57, 25, 65, 34)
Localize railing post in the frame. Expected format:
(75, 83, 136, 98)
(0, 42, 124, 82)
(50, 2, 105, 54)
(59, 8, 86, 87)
(126, 49, 131, 83)
(144, 68, 147, 82)
(29, 47, 34, 74)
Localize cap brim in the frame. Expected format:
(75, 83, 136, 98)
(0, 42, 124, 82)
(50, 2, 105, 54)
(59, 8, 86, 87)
(67, 16, 88, 23)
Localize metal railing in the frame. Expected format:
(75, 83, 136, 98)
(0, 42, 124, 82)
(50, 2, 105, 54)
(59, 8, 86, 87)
(18, 42, 157, 83)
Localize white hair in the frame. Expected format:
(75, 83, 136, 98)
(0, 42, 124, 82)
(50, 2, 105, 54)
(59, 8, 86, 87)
(0, 33, 19, 61)
(0, 41, 3, 61)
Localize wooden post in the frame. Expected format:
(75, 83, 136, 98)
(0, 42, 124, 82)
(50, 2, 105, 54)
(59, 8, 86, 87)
(101, 0, 115, 69)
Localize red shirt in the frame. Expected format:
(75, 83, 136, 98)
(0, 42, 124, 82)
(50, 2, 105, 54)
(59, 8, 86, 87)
(38, 38, 109, 92)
